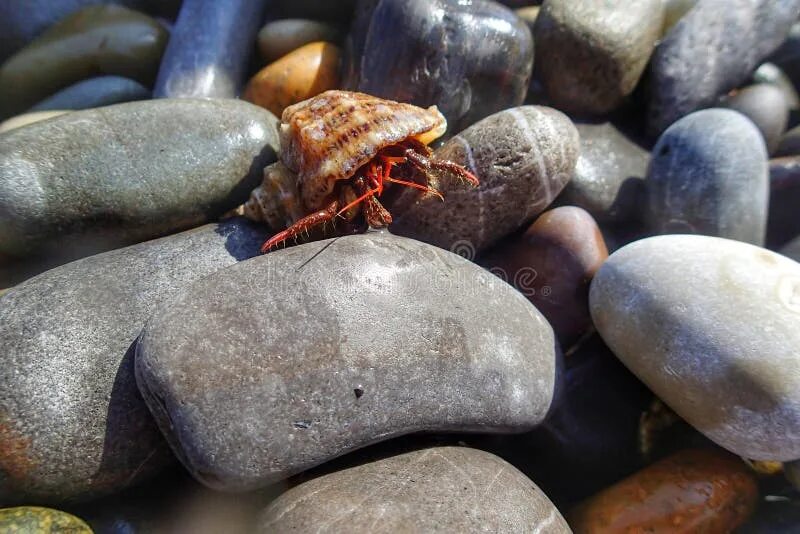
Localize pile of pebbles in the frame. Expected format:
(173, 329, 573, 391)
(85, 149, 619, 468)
(1, 0, 800, 532)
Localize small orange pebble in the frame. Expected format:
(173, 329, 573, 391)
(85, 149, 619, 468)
(243, 41, 340, 117)
(567, 448, 758, 534)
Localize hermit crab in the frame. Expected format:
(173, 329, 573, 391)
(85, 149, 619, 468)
(244, 90, 480, 252)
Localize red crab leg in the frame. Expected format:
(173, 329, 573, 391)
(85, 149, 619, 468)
(336, 187, 379, 218)
(385, 176, 444, 201)
(377, 156, 444, 200)
(260, 200, 338, 253)
(405, 149, 480, 187)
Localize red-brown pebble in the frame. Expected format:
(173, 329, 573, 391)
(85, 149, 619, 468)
(480, 206, 608, 349)
(567, 448, 759, 534)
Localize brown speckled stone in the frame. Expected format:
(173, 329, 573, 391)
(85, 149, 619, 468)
(481, 206, 608, 348)
(534, 0, 664, 114)
(136, 232, 560, 491)
(391, 106, 579, 255)
(568, 449, 758, 533)
(257, 447, 571, 533)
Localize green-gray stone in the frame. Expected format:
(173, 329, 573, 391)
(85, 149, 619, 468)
(0, 507, 92, 533)
(30, 75, 150, 111)
(0, 99, 278, 267)
(0, 5, 167, 118)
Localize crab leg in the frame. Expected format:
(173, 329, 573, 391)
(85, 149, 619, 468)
(404, 149, 480, 187)
(260, 200, 339, 252)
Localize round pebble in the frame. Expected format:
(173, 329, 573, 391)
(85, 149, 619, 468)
(557, 120, 650, 224)
(647, 0, 799, 136)
(0, 5, 167, 119)
(768, 157, 800, 249)
(534, 0, 664, 114)
(590, 234, 800, 460)
(0, 219, 266, 503)
(244, 41, 341, 117)
(645, 108, 768, 245)
(480, 206, 608, 348)
(391, 105, 579, 255)
(29, 75, 150, 111)
(723, 84, 790, 154)
(0, 99, 278, 265)
(568, 449, 758, 533)
(753, 63, 800, 110)
(136, 232, 560, 490)
(0, 507, 92, 533)
(257, 18, 342, 63)
(344, 0, 533, 135)
(257, 447, 571, 533)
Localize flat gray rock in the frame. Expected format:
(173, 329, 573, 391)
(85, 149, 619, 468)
(557, 121, 650, 224)
(29, 75, 150, 111)
(645, 108, 768, 245)
(0, 218, 267, 503)
(590, 234, 800, 461)
(136, 232, 560, 491)
(0, 98, 278, 264)
(534, 0, 664, 114)
(256, 446, 571, 533)
(391, 106, 579, 255)
(647, 0, 800, 136)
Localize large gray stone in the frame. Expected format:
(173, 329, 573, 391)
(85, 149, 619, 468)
(0, 219, 267, 503)
(0, 99, 278, 264)
(590, 234, 800, 461)
(557, 121, 650, 224)
(136, 231, 560, 491)
(256, 446, 571, 533)
(647, 0, 800, 136)
(645, 108, 768, 245)
(391, 106, 579, 255)
(534, 0, 664, 114)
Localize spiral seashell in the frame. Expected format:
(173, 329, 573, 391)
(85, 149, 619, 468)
(279, 90, 447, 210)
(243, 161, 306, 230)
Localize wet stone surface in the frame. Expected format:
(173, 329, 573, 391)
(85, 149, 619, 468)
(344, 0, 534, 135)
(0, 219, 266, 503)
(136, 231, 560, 491)
(390, 105, 579, 255)
(645, 108, 768, 245)
(591, 234, 800, 461)
(0, 98, 278, 268)
(256, 447, 571, 533)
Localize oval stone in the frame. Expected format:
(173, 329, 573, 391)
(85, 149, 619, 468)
(29, 75, 150, 111)
(590, 234, 800, 460)
(244, 41, 341, 117)
(154, 0, 268, 98)
(645, 108, 768, 245)
(647, 0, 800, 136)
(534, 0, 664, 114)
(0, 219, 267, 503)
(390, 106, 580, 255)
(556, 120, 650, 224)
(257, 19, 342, 63)
(256, 447, 571, 533)
(568, 449, 758, 533)
(0, 507, 91, 533)
(136, 232, 560, 490)
(0, 110, 69, 133)
(0, 5, 167, 119)
(723, 84, 789, 154)
(480, 206, 608, 348)
(343, 0, 533, 135)
(0, 99, 278, 264)
(768, 157, 800, 249)
(753, 63, 800, 111)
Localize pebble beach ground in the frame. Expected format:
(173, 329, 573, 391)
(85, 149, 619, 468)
(1, 0, 800, 532)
